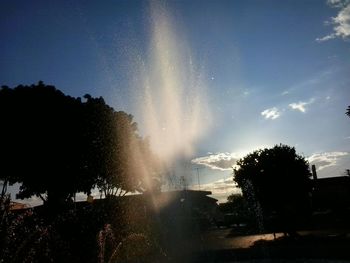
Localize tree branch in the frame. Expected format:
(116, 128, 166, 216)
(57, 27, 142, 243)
(1, 179, 8, 199)
(38, 193, 46, 202)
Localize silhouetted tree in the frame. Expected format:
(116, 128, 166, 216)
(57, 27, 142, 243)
(0, 82, 157, 207)
(0, 82, 89, 206)
(227, 193, 246, 206)
(87, 96, 160, 197)
(226, 193, 251, 218)
(233, 144, 312, 235)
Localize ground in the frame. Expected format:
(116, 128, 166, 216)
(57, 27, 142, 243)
(192, 228, 350, 262)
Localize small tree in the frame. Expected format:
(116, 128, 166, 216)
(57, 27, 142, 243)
(233, 144, 312, 234)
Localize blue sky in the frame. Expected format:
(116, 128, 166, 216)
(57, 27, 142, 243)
(1, 0, 350, 203)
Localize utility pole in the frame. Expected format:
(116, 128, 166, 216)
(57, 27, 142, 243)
(311, 165, 317, 180)
(180, 175, 187, 190)
(196, 167, 201, 190)
(193, 167, 203, 190)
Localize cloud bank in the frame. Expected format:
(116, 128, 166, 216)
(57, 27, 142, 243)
(191, 152, 239, 171)
(191, 150, 349, 202)
(317, 0, 350, 42)
(308, 151, 349, 171)
(193, 150, 349, 174)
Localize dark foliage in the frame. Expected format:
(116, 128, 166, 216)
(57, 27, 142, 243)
(233, 144, 312, 233)
(222, 194, 250, 216)
(0, 82, 157, 208)
(0, 82, 90, 205)
(0, 196, 169, 263)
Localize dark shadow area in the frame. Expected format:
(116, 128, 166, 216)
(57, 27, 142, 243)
(1, 189, 218, 263)
(195, 230, 350, 262)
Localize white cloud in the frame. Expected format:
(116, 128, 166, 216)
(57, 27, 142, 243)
(191, 152, 240, 171)
(333, 4, 350, 37)
(316, 34, 337, 42)
(289, 102, 308, 112)
(261, 107, 281, 120)
(289, 98, 315, 113)
(328, 0, 350, 8)
(308, 151, 349, 171)
(243, 90, 250, 96)
(317, 1, 350, 42)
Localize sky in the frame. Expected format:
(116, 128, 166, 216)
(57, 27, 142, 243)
(1, 0, 350, 203)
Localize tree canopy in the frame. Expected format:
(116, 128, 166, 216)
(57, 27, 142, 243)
(0, 82, 158, 206)
(233, 144, 312, 219)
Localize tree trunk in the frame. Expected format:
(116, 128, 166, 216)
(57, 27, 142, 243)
(1, 179, 8, 199)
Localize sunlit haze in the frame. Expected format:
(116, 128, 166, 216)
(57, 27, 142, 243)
(137, 1, 211, 162)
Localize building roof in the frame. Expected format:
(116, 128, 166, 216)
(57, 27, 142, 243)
(10, 201, 29, 210)
(315, 176, 350, 186)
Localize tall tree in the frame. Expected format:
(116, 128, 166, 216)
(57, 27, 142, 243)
(0, 82, 157, 206)
(233, 144, 312, 234)
(0, 82, 95, 205)
(85, 95, 159, 197)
